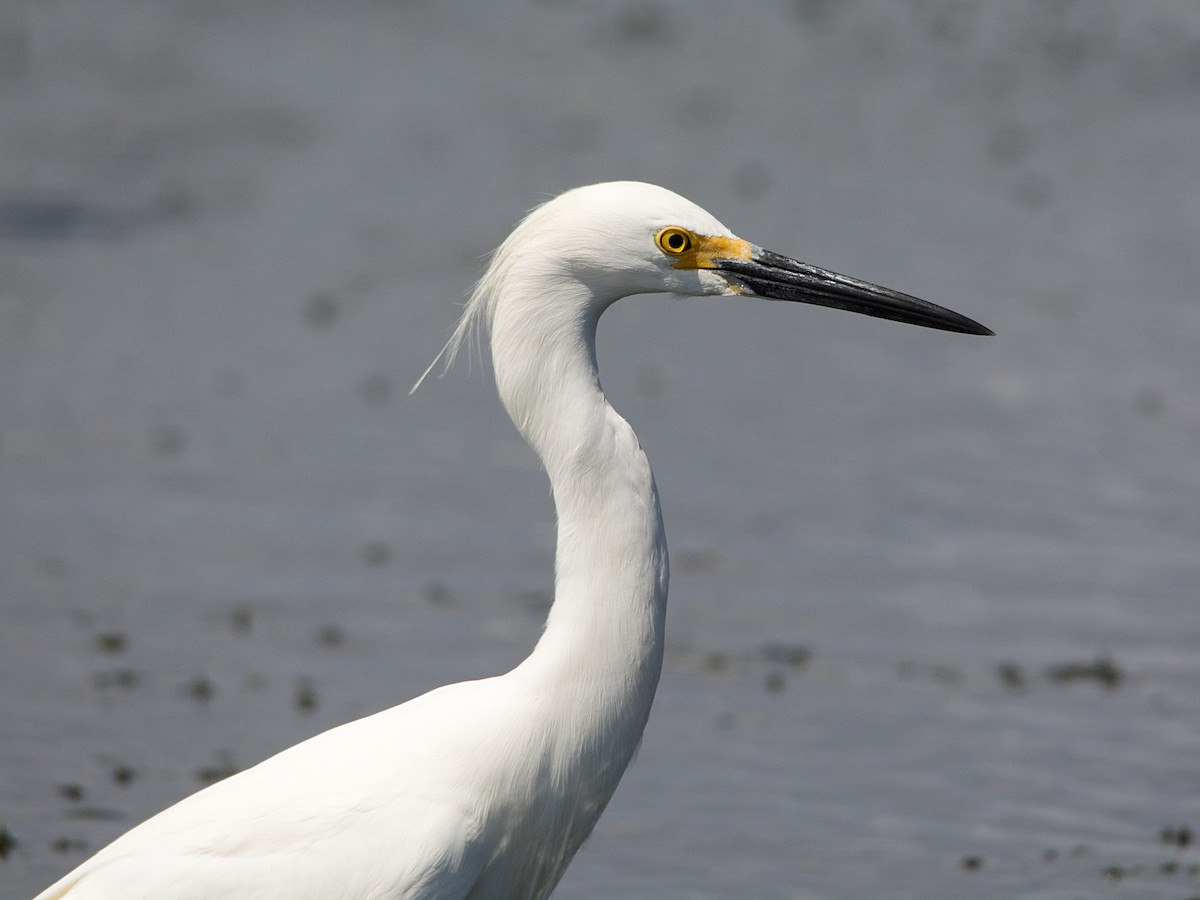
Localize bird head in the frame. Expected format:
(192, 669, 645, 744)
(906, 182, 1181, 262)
(412, 181, 989, 394)
(494, 181, 992, 334)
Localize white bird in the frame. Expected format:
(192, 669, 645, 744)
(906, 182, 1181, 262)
(36, 181, 990, 900)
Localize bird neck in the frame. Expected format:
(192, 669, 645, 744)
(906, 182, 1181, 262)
(490, 281, 669, 733)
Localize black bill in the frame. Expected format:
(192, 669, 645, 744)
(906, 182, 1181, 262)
(715, 248, 993, 336)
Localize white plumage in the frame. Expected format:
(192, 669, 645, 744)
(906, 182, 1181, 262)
(37, 182, 988, 900)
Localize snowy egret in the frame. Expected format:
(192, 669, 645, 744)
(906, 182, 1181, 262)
(37, 181, 990, 900)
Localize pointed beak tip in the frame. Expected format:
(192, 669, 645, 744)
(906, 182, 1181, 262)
(952, 318, 994, 337)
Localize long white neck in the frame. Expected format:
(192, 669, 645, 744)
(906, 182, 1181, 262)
(490, 274, 669, 781)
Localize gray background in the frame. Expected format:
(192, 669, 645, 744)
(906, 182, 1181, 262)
(2, 2, 1199, 897)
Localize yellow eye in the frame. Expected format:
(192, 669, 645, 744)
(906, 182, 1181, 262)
(655, 227, 694, 256)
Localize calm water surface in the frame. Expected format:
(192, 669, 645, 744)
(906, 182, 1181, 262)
(2, 3, 1199, 897)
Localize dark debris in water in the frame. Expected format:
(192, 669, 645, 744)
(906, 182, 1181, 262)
(761, 642, 811, 669)
(0, 824, 16, 860)
(92, 668, 139, 691)
(422, 581, 452, 606)
(970, 833, 1200, 889)
(57, 783, 84, 803)
(230, 604, 254, 635)
(664, 643, 818, 696)
(316, 623, 345, 647)
(1049, 825, 1200, 889)
(679, 647, 1125, 699)
(294, 679, 318, 714)
(303, 292, 339, 328)
(996, 660, 1026, 691)
(701, 652, 730, 673)
(1103, 863, 1129, 881)
(678, 643, 814, 691)
(996, 654, 1124, 692)
(195, 750, 238, 786)
(51, 836, 87, 855)
(94, 631, 128, 655)
(111, 764, 137, 787)
(1162, 824, 1193, 849)
(1044, 654, 1122, 690)
(184, 675, 215, 704)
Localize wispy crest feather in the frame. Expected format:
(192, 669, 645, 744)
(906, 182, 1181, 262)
(409, 207, 535, 395)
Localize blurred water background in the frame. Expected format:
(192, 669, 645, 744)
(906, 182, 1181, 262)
(2, 2, 1199, 897)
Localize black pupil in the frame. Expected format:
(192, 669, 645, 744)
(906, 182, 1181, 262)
(669, 233, 685, 250)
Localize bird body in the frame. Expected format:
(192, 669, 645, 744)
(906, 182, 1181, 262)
(41, 666, 657, 899)
(36, 182, 988, 900)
